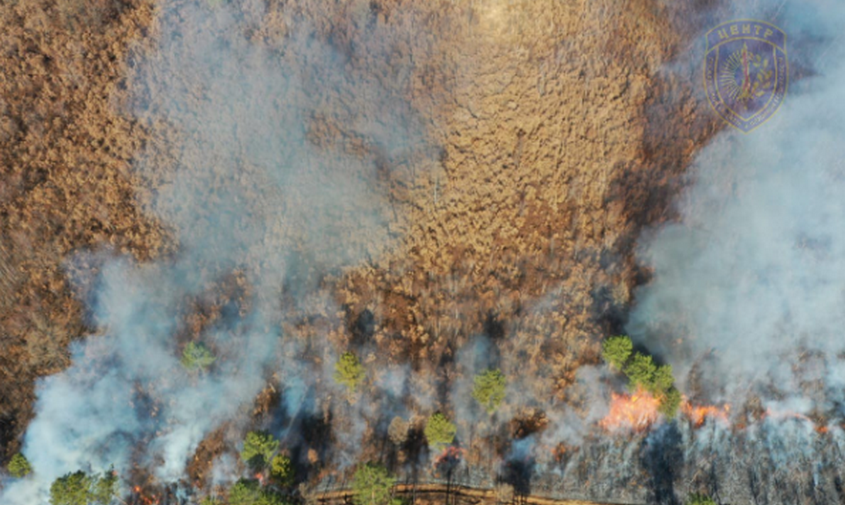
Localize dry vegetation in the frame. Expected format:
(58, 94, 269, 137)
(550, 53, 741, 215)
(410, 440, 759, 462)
(0, 0, 722, 486)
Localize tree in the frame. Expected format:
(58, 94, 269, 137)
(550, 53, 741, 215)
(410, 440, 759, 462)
(658, 387, 683, 418)
(352, 463, 399, 505)
(472, 369, 507, 414)
(388, 417, 409, 446)
(228, 479, 286, 505)
(270, 454, 294, 487)
(91, 470, 118, 505)
(200, 497, 223, 505)
(424, 413, 456, 451)
(625, 353, 656, 390)
(686, 493, 716, 505)
(334, 352, 365, 393)
(8, 452, 32, 478)
(651, 364, 674, 395)
(241, 431, 279, 470)
(50, 471, 92, 505)
(181, 342, 216, 371)
(49, 470, 117, 505)
(601, 336, 633, 371)
(49, 470, 116, 505)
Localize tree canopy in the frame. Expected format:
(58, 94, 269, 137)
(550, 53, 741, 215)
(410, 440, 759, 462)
(625, 352, 656, 390)
(49, 470, 117, 505)
(8, 452, 32, 478)
(658, 387, 683, 418)
(472, 368, 507, 414)
(334, 352, 366, 393)
(601, 336, 682, 418)
(352, 463, 399, 505)
(270, 454, 294, 487)
(228, 479, 286, 505)
(686, 493, 717, 505)
(601, 335, 633, 371)
(424, 413, 456, 450)
(181, 342, 216, 372)
(241, 431, 279, 470)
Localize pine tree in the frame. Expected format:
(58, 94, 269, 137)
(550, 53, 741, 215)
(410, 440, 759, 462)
(334, 352, 365, 393)
(472, 369, 507, 414)
(181, 342, 216, 371)
(625, 353, 656, 390)
(352, 463, 399, 505)
(241, 431, 279, 470)
(601, 335, 633, 371)
(424, 413, 457, 451)
(8, 453, 32, 478)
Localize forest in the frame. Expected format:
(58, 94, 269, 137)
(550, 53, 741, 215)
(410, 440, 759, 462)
(1, 1, 844, 505)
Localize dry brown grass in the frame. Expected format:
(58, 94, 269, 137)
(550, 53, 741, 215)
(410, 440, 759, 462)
(0, 0, 722, 475)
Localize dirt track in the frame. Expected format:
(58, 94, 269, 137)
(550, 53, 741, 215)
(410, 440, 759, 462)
(311, 482, 625, 505)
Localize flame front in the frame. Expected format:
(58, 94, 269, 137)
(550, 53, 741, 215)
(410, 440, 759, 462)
(682, 400, 730, 427)
(433, 446, 465, 467)
(600, 388, 661, 431)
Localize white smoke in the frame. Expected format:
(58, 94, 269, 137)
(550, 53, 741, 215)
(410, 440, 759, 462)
(0, 0, 426, 502)
(629, 0, 845, 423)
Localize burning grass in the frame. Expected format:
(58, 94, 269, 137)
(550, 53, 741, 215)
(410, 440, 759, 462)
(600, 388, 732, 431)
(599, 388, 662, 431)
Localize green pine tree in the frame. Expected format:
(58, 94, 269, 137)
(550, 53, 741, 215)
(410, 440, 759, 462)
(270, 454, 294, 487)
(686, 493, 716, 505)
(352, 463, 400, 505)
(625, 352, 656, 390)
(8, 453, 32, 478)
(658, 386, 683, 418)
(472, 369, 507, 414)
(424, 413, 457, 451)
(601, 335, 633, 371)
(228, 478, 286, 505)
(50, 471, 92, 505)
(334, 352, 366, 393)
(241, 431, 279, 470)
(181, 342, 216, 372)
(651, 364, 675, 395)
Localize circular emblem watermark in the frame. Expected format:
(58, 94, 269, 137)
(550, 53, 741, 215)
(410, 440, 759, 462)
(704, 20, 788, 133)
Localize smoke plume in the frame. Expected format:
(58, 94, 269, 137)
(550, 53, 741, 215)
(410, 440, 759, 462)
(0, 0, 425, 502)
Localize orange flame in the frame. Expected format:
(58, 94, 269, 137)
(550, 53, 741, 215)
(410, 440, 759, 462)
(682, 400, 730, 427)
(600, 388, 661, 431)
(433, 446, 465, 467)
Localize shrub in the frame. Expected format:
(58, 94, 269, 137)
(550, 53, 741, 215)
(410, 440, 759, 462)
(228, 478, 285, 505)
(49, 470, 116, 505)
(270, 454, 294, 487)
(387, 417, 409, 446)
(352, 463, 399, 505)
(334, 352, 365, 393)
(658, 387, 683, 418)
(625, 353, 656, 390)
(601, 335, 633, 371)
(424, 413, 456, 451)
(181, 342, 216, 371)
(8, 453, 32, 478)
(686, 493, 716, 505)
(241, 431, 279, 470)
(472, 369, 507, 414)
